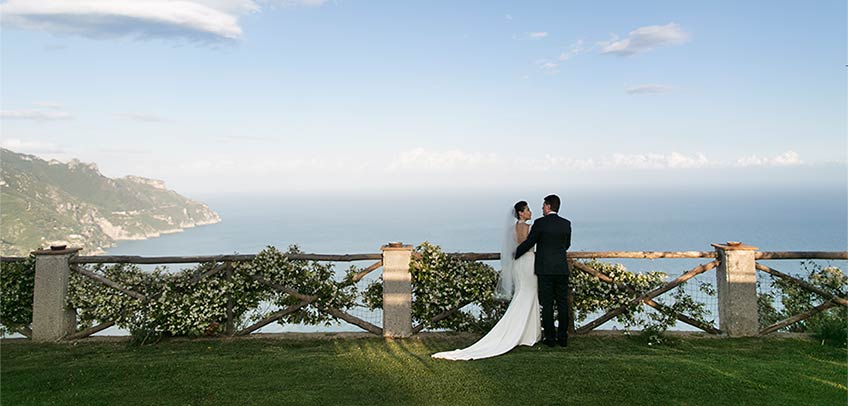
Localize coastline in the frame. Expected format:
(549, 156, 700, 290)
(88, 216, 223, 256)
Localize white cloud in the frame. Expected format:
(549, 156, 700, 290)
(34, 101, 64, 108)
(505, 14, 513, 21)
(114, 112, 170, 122)
(216, 135, 274, 142)
(97, 147, 152, 155)
(531, 39, 584, 76)
(599, 23, 689, 56)
(521, 154, 595, 171)
(191, 149, 806, 177)
(178, 154, 368, 175)
(92, 148, 823, 194)
(0, 138, 65, 154)
(602, 152, 711, 169)
(0, 109, 73, 121)
(270, 0, 328, 6)
(626, 84, 675, 95)
(277, 0, 327, 7)
(518, 152, 713, 170)
(0, 0, 261, 41)
(538, 61, 559, 74)
(387, 148, 501, 172)
(735, 151, 802, 167)
(527, 31, 548, 40)
(558, 39, 585, 61)
(389, 149, 807, 172)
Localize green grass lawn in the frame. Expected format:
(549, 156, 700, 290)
(2, 333, 846, 405)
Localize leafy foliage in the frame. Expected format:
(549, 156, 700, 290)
(239, 246, 359, 325)
(572, 260, 666, 328)
(0, 256, 36, 336)
(68, 261, 269, 342)
(1, 246, 359, 341)
(757, 261, 847, 346)
(364, 244, 715, 341)
(573, 260, 715, 345)
(3, 243, 719, 345)
(364, 242, 503, 333)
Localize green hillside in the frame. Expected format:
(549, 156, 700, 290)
(0, 148, 220, 256)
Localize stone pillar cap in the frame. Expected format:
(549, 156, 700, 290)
(381, 243, 413, 251)
(31, 247, 82, 256)
(711, 242, 758, 251)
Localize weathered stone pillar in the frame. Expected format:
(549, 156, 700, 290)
(381, 243, 413, 338)
(31, 247, 80, 342)
(712, 242, 759, 337)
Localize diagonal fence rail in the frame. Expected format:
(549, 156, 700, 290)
(4, 245, 845, 341)
(426, 251, 723, 335)
(63, 253, 385, 339)
(754, 252, 848, 336)
(571, 260, 721, 334)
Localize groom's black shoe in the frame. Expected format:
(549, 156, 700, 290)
(543, 339, 556, 348)
(558, 337, 568, 347)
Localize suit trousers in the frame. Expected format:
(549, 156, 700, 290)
(538, 274, 569, 342)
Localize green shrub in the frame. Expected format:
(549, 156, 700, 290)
(0, 256, 36, 336)
(364, 242, 501, 333)
(573, 260, 714, 341)
(758, 261, 847, 346)
(365, 244, 715, 341)
(2, 244, 721, 345)
(2, 246, 359, 341)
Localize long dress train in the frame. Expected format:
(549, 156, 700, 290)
(431, 251, 541, 360)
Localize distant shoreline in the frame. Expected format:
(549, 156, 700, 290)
(93, 217, 222, 256)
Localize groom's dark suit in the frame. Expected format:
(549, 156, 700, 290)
(514, 212, 572, 345)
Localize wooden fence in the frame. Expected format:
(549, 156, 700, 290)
(65, 250, 386, 340)
(2, 243, 846, 341)
(754, 252, 848, 336)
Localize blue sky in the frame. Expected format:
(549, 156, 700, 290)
(1, 1, 845, 195)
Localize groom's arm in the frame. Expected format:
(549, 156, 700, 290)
(515, 222, 541, 259)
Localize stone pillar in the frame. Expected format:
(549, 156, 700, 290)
(381, 243, 413, 338)
(712, 242, 759, 337)
(31, 247, 80, 342)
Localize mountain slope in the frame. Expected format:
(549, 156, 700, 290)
(0, 148, 220, 255)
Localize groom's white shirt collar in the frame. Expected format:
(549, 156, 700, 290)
(546, 212, 557, 216)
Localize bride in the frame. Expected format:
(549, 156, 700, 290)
(432, 201, 541, 360)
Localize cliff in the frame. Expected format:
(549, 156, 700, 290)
(0, 148, 221, 255)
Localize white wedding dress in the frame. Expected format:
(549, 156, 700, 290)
(432, 223, 541, 360)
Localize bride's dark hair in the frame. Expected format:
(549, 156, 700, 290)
(513, 201, 528, 219)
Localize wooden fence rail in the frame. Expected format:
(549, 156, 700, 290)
(755, 263, 848, 308)
(755, 252, 848, 260)
(754, 260, 848, 336)
(1, 256, 28, 263)
(576, 260, 721, 334)
(69, 253, 382, 264)
(6, 250, 846, 264)
(4, 247, 846, 341)
(63, 257, 386, 339)
(571, 261, 722, 335)
(445, 251, 719, 261)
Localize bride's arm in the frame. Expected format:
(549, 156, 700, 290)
(515, 223, 530, 244)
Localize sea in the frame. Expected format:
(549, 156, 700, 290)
(88, 185, 848, 335)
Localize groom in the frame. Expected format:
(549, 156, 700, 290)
(515, 194, 572, 347)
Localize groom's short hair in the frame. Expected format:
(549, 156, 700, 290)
(544, 194, 561, 212)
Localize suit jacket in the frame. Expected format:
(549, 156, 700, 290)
(514, 213, 572, 275)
